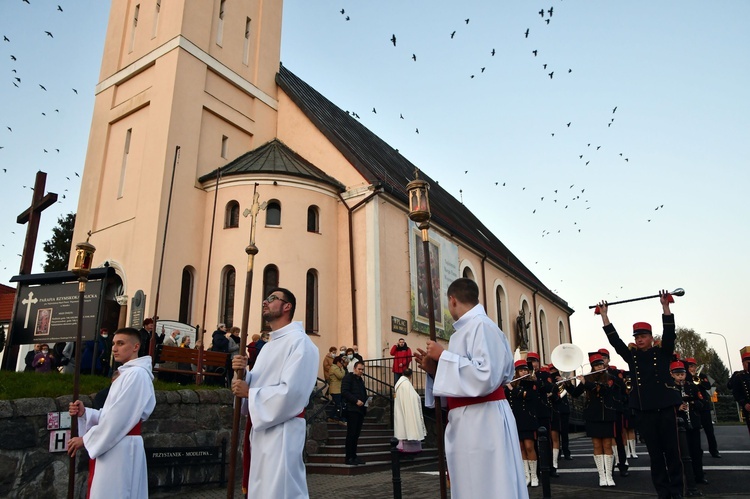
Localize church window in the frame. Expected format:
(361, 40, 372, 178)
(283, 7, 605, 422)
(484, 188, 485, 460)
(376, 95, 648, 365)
(261, 265, 279, 331)
(243, 18, 252, 65)
(495, 284, 506, 331)
(462, 267, 475, 281)
(117, 128, 132, 199)
(266, 201, 281, 226)
(305, 269, 319, 334)
(225, 201, 240, 228)
(220, 265, 236, 328)
(559, 320, 566, 344)
(217, 0, 226, 46)
(152, 0, 161, 39)
(307, 205, 319, 233)
(538, 309, 548, 362)
(179, 266, 194, 324)
(129, 4, 140, 53)
(221, 135, 228, 159)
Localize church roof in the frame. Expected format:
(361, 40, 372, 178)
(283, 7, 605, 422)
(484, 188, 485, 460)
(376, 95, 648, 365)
(198, 138, 346, 191)
(276, 64, 572, 313)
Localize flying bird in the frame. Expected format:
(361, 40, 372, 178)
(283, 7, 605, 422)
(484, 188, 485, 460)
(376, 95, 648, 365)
(345, 16, 350, 21)
(566, 122, 571, 127)
(372, 107, 376, 114)
(39, 84, 46, 90)
(340, 9, 344, 14)
(548, 72, 554, 79)
(412, 54, 416, 61)
(74, 172, 80, 177)
(72, 88, 78, 94)
(390, 34, 396, 46)
(568, 68, 572, 73)
(491, 48, 495, 56)
(3, 36, 9, 42)
(57, 5, 63, 12)
(6, 127, 11, 132)
(399, 113, 404, 119)
(10, 55, 16, 61)
(532, 50, 538, 56)
(415, 128, 419, 134)
(44, 31, 53, 38)
(538, 9, 544, 17)
(480, 67, 485, 73)
(524, 29, 529, 38)
(612, 106, 618, 114)
(465, 19, 470, 24)
(548, 7, 554, 16)
(450, 31, 456, 39)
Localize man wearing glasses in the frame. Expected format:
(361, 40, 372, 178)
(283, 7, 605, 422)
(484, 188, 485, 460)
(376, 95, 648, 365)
(231, 288, 319, 498)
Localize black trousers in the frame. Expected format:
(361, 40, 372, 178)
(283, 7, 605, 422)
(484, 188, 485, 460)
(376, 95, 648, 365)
(686, 427, 705, 481)
(636, 407, 683, 498)
(614, 412, 628, 467)
(345, 410, 365, 460)
(559, 413, 571, 457)
(699, 410, 718, 455)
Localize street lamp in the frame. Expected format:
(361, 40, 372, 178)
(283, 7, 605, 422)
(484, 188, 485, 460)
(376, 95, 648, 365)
(68, 235, 96, 499)
(406, 171, 447, 499)
(705, 331, 732, 374)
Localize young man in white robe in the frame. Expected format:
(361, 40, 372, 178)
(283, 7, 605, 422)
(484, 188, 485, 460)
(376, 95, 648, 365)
(231, 287, 319, 499)
(394, 368, 427, 453)
(68, 327, 156, 498)
(416, 278, 528, 499)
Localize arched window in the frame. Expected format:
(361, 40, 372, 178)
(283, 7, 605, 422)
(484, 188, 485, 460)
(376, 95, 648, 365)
(305, 269, 319, 334)
(261, 264, 279, 331)
(307, 205, 319, 233)
(538, 309, 548, 362)
(220, 266, 236, 328)
(225, 200, 240, 228)
(495, 285, 506, 331)
(265, 200, 281, 226)
(521, 299, 531, 351)
(179, 266, 194, 324)
(559, 320, 566, 344)
(462, 267, 475, 281)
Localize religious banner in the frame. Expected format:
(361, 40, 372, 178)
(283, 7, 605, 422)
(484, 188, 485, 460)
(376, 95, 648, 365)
(408, 220, 459, 339)
(11, 280, 107, 344)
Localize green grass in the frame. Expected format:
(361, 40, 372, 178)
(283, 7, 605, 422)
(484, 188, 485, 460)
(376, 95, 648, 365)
(0, 371, 225, 400)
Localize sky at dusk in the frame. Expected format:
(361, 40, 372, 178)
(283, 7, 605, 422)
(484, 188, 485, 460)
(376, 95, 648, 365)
(1, 1, 748, 373)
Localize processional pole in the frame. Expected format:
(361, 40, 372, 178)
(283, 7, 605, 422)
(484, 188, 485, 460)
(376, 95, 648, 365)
(228, 184, 264, 498)
(407, 171, 448, 499)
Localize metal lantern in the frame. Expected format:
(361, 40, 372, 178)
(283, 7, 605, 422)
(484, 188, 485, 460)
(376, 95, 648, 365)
(71, 240, 96, 279)
(407, 171, 431, 226)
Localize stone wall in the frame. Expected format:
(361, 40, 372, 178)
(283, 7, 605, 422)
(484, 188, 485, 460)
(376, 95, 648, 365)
(0, 389, 235, 499)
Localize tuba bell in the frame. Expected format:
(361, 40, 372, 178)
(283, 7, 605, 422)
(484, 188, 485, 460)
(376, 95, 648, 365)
(550, 343, 584, 373)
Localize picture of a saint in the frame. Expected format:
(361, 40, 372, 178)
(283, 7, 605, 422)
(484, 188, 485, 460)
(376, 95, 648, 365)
(34, 308, 53, 336)
(414, 233, 442, 325)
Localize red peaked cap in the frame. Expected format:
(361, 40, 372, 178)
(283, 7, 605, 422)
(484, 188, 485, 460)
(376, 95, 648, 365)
(632, 322, 652, 336)
(685, 358, 697, 365)
(742, 352, 750, 362)
(589, 353, 605, 365)
(514, 359, 529, 369)
(670, 361, 686, 372)
(598, 348, 610, 357)
(526, 351, 540, 361)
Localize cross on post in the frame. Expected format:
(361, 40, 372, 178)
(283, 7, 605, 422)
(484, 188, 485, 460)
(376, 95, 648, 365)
(17, 171, 58, 274)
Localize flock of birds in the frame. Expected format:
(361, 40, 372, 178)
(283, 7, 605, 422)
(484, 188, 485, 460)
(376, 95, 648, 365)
(1, 1, 84, 272)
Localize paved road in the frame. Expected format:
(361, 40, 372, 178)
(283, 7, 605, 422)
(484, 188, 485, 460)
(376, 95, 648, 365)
(152, 424, 750, 498)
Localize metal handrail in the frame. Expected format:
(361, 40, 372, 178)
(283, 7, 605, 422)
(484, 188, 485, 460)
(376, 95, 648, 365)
(306, 377, 333, 423)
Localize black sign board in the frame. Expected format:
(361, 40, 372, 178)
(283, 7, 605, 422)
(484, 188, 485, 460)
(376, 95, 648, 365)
(391, 316, 408, 335)
(146, 446, 219, 463)
(11, 280, 106, 344)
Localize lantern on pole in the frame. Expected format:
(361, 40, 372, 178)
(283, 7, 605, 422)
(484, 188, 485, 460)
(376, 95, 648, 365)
(68, 234, 95, 499)
(407, 171, 447, 499)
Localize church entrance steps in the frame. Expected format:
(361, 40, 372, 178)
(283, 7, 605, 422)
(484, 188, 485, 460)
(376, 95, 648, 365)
(306, 421, 437, 475)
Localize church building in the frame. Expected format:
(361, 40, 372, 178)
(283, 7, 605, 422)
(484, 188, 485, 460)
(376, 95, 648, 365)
(71, 0, 574, 369)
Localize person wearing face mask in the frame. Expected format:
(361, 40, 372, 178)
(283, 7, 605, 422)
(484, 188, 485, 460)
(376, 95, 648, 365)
(323, 346, 337, 381)
(345, 348, 357, 373)
(24, 344, 42, 372)
(352, 345, 363, 364)
(97, 328, 113, 376)
(339, 345, 348, 358)
(32, 343, 55, 373)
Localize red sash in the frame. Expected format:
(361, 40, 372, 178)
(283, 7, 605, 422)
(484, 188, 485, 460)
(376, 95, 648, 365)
(87, 422, 142, 499)
(242, 410, 305, 494)
(446, 386, 506, 412)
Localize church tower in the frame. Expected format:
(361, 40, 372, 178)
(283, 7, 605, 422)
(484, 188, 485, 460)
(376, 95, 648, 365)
(72, 0, 284, 327)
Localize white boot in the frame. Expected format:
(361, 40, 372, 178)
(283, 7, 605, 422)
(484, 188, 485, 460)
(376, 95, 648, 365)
(611, 445, 618, 465)
(629, 439, 638, 458)
(594, 454, 606, 487)
(604, 454, 616, 486)
(552, 448, 559, 469)
(625, 439, 632, 459)
(529, 460, 539, 487)
(523, 460, 531, 486)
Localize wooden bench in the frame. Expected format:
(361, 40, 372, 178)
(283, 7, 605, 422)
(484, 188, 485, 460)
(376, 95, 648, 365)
(153, 345, 230, 385)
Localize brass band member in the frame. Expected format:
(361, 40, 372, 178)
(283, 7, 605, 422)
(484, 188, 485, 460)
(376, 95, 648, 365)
(526, 352, 559, 477)
(598, 291, 683, 499)
(549, 364, 573, 461)
(670, 360, 708, 488)
(506, 359, 539, 487)
(599, 349, 630, 477)
(729, 352, 750, 438)
(685, 358, 720, 458)
(571, 353, 617, 487)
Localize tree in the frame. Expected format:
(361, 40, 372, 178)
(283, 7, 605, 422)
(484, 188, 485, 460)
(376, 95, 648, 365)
(42, 212, 76, 272)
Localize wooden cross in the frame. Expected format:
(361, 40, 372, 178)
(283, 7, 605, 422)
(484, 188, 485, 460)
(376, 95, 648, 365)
(17, 171, 58, 274)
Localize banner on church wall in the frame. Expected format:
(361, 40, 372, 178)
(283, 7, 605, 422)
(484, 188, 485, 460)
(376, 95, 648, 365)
(11, 281, 106, 344)
(408, 220, 459, 339)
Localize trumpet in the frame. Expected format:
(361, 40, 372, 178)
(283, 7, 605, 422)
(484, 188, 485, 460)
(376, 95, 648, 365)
(692, 365, 705, 385)
(555, 370, 600, 385)
(509, 372, 534, 383)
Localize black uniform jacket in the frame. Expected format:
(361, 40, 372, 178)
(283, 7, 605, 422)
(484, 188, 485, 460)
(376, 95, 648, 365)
(729, 370, 750, 416)
(571, 371, 616, 422)
(506, 379, 541, 432)
(604, 314, 682, 411)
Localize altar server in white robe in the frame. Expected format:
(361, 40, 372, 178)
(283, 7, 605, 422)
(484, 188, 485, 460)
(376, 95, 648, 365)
(417, 278, 528, 499)
(394, 368, 427, 452)
(231, 287, 319, 499)
(68, 327, 156, 498)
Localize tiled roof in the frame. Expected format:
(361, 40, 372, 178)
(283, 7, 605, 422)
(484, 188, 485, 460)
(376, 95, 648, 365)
(276, 64, 572, 313)
(199, 138, 345, 191)
(0, 284, 14, 321)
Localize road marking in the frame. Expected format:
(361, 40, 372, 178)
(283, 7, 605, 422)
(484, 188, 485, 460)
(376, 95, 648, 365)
(419, 465, 750, 476)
